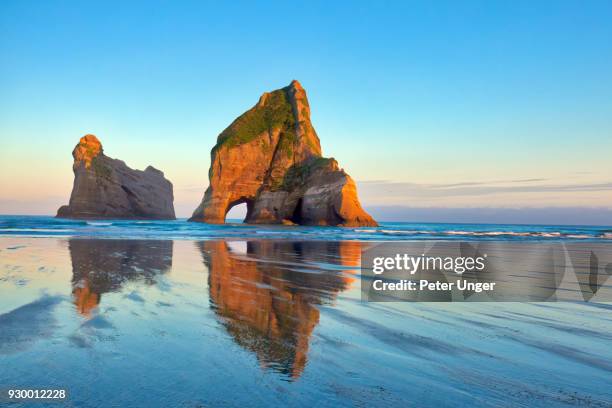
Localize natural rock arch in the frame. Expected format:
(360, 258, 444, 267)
(224, 198, 254, 222)
(189, 81, 377, 227)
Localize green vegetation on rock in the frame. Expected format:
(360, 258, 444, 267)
(275, 157, 333, 191)
(277, 130, 297, 157)
(85, 144, 98, 158)
(91, 157, 112, 179)
(213, 88, 296, 153)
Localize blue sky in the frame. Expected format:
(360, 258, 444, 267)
(1, 0, 611, 223)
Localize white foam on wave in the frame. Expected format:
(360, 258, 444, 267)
(442, 230, 587, 238)
(356, 229, 419, 235)
(380, 230, 418, 235)
(353, 228, 598, 238)
(444, 230, 494, 236)
(86, 221, 113, 226)
(1, 228, 74, 233)
(538, 232, 561, 237)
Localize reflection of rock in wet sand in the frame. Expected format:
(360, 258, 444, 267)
(68, 239, 173, 316)
(199, 240, 360, 379)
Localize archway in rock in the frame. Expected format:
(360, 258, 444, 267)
(289, 198, 304, 224)
(224, 199, 254, 223)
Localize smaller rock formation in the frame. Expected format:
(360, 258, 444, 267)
(189, 80, 377, 227)
(69, 239, 173, 316)
(57, 135, 175, 219)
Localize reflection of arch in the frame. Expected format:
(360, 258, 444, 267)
(73, 280, 99, 317)
(199, 240, 359, 379)
(225, 197, 254, 223)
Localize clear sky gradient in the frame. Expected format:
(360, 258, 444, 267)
(1, 1, 611, 224)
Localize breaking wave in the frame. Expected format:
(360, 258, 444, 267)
(0, 216, 610, 241)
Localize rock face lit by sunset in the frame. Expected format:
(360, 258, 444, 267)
(189, 80, 377, 227)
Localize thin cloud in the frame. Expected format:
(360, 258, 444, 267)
(366, 206, 612, 226)
(432, 178, 549, 189)
(357, 180, 612, 198)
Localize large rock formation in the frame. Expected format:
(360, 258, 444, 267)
(189, 80, 377, 226)
(57, 135, 175, 219)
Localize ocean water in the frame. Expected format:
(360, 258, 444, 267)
(0, 217, 611, 407)
(1, 215, 611, 241)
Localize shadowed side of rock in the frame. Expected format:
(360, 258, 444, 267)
(189, 80, 377, 227)
(57, 135, 175, 219)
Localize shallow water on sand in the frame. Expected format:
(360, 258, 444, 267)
(0, 237, 611, 407)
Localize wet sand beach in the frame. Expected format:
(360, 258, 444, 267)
(0, 237, 611, 407)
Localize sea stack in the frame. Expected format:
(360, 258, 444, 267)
(189, 80, 377, 227)
(57, 135, 175, 219)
